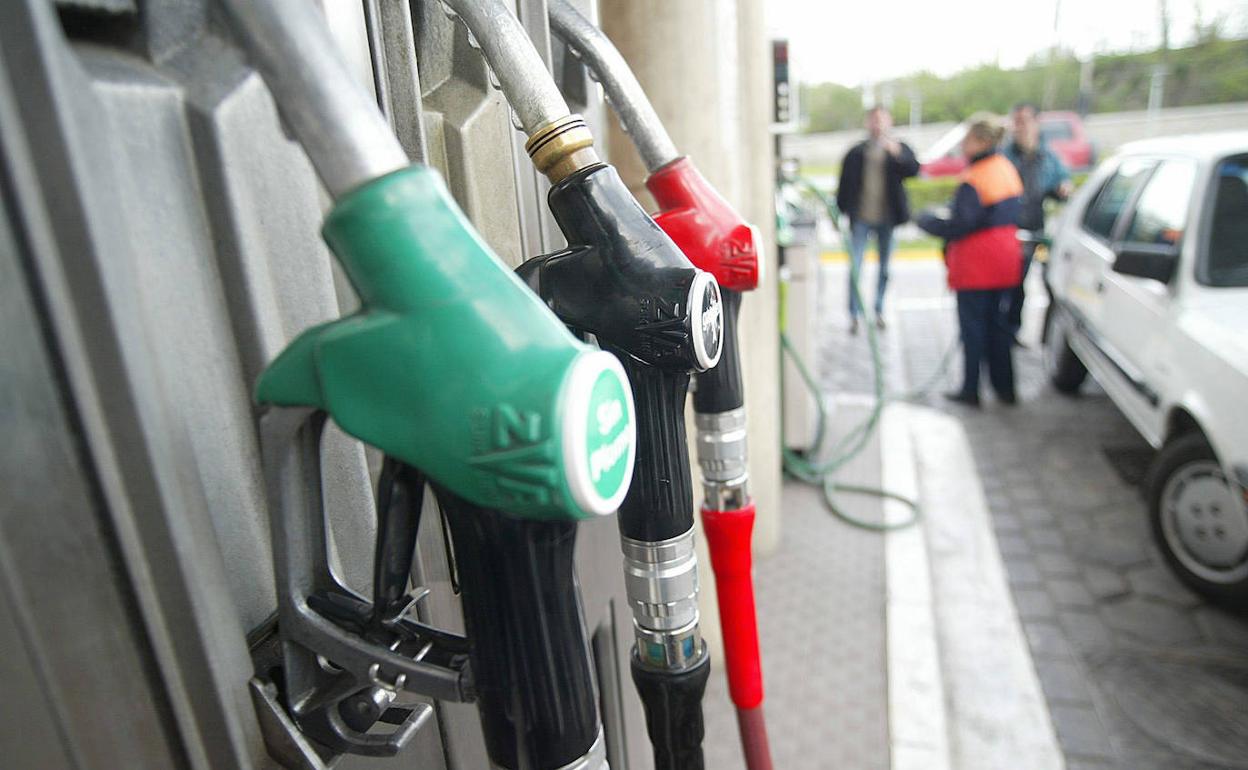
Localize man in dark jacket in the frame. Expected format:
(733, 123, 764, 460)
(836, 106, 920, 333)
(1003, 102, 1072, 342)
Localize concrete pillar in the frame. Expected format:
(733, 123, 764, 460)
(600, 0, 781, 658)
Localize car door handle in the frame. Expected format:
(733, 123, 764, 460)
(1096, 280, 1105, 294)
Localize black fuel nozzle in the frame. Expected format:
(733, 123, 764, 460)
(518, 162, 722, 546)
(519, 161, 722, 769)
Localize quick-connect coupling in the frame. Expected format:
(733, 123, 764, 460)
(526, 114, 602, 184)
(621, 529, 704, 670)
(695, 407, 750, 511)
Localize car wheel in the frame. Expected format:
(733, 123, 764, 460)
(1148, 433, 1248, 612)
(1043, 307, 1086, 394)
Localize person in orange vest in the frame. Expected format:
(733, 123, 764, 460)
(916, 114, 1024, 407)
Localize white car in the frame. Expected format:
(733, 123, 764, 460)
(1043, 132, 1248, 609)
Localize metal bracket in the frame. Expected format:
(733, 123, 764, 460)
(253, 407, 473, 765)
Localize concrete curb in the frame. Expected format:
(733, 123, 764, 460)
(883, 402, 953, 770)
(909, 407, 1066, 770)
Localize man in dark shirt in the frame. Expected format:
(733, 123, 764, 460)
(1003, 102, 1072, 342)
(836, 106, 920, 333)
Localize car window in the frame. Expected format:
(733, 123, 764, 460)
(1082, 159, 1154, 240)
(923, 123, 967, 162)
(1040, 121, 1073, 142)
(1122, 160, 1197, 247)
(1201, 154, 1248, 288)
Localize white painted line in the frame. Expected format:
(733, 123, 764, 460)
(909, 408, 1066, 770)
(884, 403, 952, 770)
(892, 296, 957, 312)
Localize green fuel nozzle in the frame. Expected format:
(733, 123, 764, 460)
(218, 0, 635, 522)
(256, 166, 635, 521)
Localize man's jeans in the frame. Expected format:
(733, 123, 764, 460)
(848, 219, 894, 319)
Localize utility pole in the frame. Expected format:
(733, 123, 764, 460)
(1150, 0, 1170, 132)
(1077, 55, 1095, 116)
(1042, 0, 1062, 110)
(1147, 64, 1167, 133)
(1159, 0, 1171, 52)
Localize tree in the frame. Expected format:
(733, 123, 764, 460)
(799, 36, 1248, 133)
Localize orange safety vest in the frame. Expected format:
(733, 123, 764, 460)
(946, 154, 1024, 291)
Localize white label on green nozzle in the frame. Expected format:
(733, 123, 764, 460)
(586, 370, 631, 501)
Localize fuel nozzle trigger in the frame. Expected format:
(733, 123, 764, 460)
(251, 409, 473, 767)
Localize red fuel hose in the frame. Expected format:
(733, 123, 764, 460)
(700, 502, 763, 709)
(701, 502, 773, 770)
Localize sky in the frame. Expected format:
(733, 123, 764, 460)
(767, 0, 1248, 87)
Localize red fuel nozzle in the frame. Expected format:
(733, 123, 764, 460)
(647, 156, 760, 293)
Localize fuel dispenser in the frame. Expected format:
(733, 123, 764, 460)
(439, 1, 725, 765)
(219, 1, 633, 767)
(547, 4, 773, 767)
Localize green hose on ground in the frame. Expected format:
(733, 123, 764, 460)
(778, 177, 956, 532)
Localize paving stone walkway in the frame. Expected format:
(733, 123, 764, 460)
(708, 255, 1248, 770)
(882, 259, 1248, 770)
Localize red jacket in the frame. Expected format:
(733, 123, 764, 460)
(917, 152, 1024, 291)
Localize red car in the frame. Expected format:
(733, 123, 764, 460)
(920, 111, 1096, 177)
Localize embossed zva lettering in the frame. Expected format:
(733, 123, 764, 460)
(470, 403, 556, 505)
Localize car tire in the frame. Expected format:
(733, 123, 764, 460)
(1043, 307, 1086, 395)
(1147, 432, 1248, 613)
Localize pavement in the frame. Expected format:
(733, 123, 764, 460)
(702, 255, 1248, 770)
(701, 403, 890, 770)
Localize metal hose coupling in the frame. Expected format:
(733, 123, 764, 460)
(526, 114, 601, 184)
(696, 407, 750, 511)
(621, 529, 704, 670)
